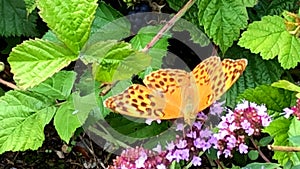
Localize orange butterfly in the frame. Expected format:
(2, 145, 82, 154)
(104, 56, 247, 125)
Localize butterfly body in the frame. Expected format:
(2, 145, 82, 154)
(104, 56, 247, 125)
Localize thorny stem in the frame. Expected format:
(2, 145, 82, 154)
(250, 137, 270, 162)
(141, 0, 196, 53)
(0, 78, 19, 90)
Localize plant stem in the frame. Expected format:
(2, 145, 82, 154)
(250, 137, 270, 162)
(141, 0, 196, 53)
(0, 78, 19, 90)
(268, 145, 300, 152)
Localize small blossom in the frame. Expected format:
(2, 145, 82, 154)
(180, 149, 190, 161)
(176, 123, 184, 131)
(166, 152, 174, 161)
(176, 139, 187, 149)
(186, 131, 197, 138)
(209, 101, 225, 115)
(166, 141, 175, 151)
(135, 151, 147, 168)
(241, 120, 250, 130)
(223, 149, 232, 158)
(239, 143, 248, 154)
(193, 138, 204, 149)
(191, 156, 202, 166)
(153, 144, 162, 153)
(193, 121, 203, 130)
(283, 108, 294, 118)
(245, 127, 254, 136)
(200, 128, 213, 138)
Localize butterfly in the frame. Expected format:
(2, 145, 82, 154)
(104, 56, 247, 125)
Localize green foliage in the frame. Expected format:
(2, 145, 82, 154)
(197, 0, 257, 53)
(29, 71, 76, 100)
(24, 0, 36, 15)
(8, 39, 78, 89)
(238, 15, 300, 69)
(0, 90, 56, 154)
(37, 0, 98, 53)
(224, 45, 284, 108)
(0, 0, 38, 37)
(248, 0, 300, 21)
(54, 92, 94, 143)
(264, 117, 300, 166)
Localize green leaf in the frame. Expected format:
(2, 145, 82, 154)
(224, 45, 284, 108)
(238, 15, 300, 69)
(24, 0, 36, 15)
(259, 136, 273, 146)
(248, 0, 300, 21)
(237, 85, 296, 113)
(0, 91, 56, 154)
(198, 0, 257, 53)
(37, 0, 98, 53)
(42, 31, 62, 44)
(248, 150, 259, 160)
(30, 71, 76, 100)
(80, 40, 119, 64)
(0, 0, 38, 37)
(290, 136, 300, 146)
(89, 2, 130, 41)
(288, 118, 300, 147)
(242, 162, 280, 169)
(54, 93, 93, 143)
(8, 39, 78, 89)
(264, 117, 300, 165)
(272, 80, 300, 94)
(130, 26, 170, 69)
(84, 42, 151, 82)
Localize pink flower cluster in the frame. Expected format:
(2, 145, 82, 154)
(214, 100, 271, 158)
(109, 146, 169, 169)
(108, 101, 272, 168)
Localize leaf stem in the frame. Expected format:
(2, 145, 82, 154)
(250, 137, 270, 162)
(141, 0, 196, 53)
(0, 78, 19, 90)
